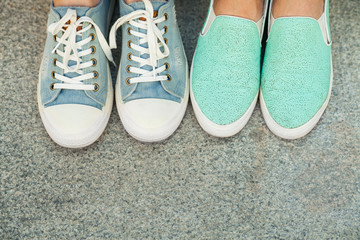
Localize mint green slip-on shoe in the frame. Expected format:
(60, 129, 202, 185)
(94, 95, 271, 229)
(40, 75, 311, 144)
(260, 0, 333, 140)
(190, 0, 268, 138)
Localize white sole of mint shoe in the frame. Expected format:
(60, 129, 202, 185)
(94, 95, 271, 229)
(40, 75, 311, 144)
(37, 65, 113, 149)
(260, 58, 333, 140)
(115, 65, 189, 143)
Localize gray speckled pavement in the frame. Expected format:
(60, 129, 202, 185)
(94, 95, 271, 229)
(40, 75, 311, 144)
(1, 0, 359, 239)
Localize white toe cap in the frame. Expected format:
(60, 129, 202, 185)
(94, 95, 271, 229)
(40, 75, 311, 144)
(119, 99, 185, 142)
(43, 104, 103, 136)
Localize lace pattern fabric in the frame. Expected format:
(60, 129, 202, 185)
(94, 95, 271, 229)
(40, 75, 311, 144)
(192, 17, 261, 125)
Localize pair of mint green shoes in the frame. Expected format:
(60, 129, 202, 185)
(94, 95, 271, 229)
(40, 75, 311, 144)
(191, 0, 332, 139)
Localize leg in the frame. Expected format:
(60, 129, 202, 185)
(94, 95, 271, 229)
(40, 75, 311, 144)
(124, 0, 142, 3)
(213, 0, 264, 21)
(272, 0, 324, 19)
(53, 0, 100, 7)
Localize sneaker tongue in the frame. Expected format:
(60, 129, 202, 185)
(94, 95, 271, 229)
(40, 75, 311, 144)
(53, 6, 90, 18)
(128, 0, 167, 11)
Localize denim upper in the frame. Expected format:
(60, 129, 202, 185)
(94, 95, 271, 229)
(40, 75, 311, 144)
(192, 16, 262, 125)
(40, 0, 113, 110)
(261, 0, 332, 129)
(118, 0, 187, 103)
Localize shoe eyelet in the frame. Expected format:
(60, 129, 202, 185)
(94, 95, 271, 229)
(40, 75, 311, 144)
(164, 13, 168, 21)
(126, 65, 132, 73)
(164, 38, 168, 44)
(91, 58, 97, 66)
(93, 83, 100, 92)
(127, 53, 133, 61)
(53, 35, 57, 41)
(50, 83, 56, 91)
(164, 62, 169, 71)
(53, 59, 57, 67)
(90, 33, 95, 41)
(93, 71, 99, 79)
(90, 46, 96, 54)
(127, 27, 132, 35)
(166, 74, 171, 82)
(163, 26, 168, 34)
(128, 40, 132, 49)
(51, 71, 56, 79)
(126, 77, 132, 86)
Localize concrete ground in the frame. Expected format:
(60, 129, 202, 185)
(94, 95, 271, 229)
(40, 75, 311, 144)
(1, 0, 359, 238)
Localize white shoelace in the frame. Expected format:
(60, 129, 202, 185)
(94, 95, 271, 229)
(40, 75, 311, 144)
(48, 9, 114, 91)
(109, 0, 170, 85)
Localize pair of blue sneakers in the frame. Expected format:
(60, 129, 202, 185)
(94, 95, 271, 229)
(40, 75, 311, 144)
(191, 0, 332, 140)
(38, 0, 188, 148)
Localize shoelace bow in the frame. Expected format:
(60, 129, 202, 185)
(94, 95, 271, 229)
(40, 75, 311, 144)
(109, 0, 170, 85)
(48, 9, 114, 91)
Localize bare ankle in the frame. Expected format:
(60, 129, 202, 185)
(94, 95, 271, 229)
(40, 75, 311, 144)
(125, 0, 143, 4)
(53, 0, 100, 7)
(213, 0, 264, 22)
(272, 0, 324, 19)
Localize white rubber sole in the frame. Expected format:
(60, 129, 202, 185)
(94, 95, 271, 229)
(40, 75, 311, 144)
(189, 51, 258, 138)
(260, 57, 333, 140)
(37, 65, 113, 149)
(115, 66, 189, 143)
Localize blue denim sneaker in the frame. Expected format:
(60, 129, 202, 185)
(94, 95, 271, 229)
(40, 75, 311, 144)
(38, 0, 115, 148)
(190, 0, 268, 138)
(260, 0, 332, 139)
(109, 0, 189, 142)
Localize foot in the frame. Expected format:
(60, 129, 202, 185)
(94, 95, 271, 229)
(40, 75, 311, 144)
(190, 0, 268, 138)
(261, 0, 332, 139)
(110, 0, 189, 142)
(272, 0, 324, 19)
(213, 0, 264, 21)
(38, 1, 114, 148)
